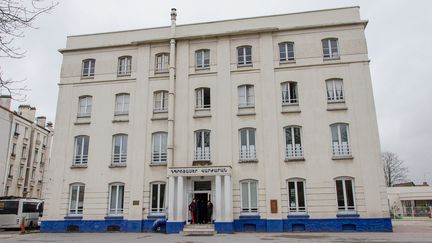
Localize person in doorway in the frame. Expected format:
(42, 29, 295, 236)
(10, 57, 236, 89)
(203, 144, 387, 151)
(188, 199, 197, 224)
(207, 200, 213, 224)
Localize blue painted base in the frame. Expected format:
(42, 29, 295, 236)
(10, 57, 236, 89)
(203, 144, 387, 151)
(166, 221, 185, 234)
(41, 220, 142, 233)
(214, 221, 234, 234)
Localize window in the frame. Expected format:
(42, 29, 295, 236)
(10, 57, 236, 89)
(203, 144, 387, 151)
(281, 82, 298, 104)
(19, 166, 24, 178)
(82, 59, 95, 77)
(31, 168, 36, 179)
(279, 42, 295, 62)
(34, 148, 39, 162)
(22, 146, 27, 158)
(326, 79, 344, 102)
(155, 53, 169, 73)
(240, 180, 258, 213)
(109, 183, 124, 215)
(11, 143, 16, 156)
(69, 183, 85, 215)
(194, 130, 210, 161)
(153, 91, 168, 112)
(118, 56, 132, 76)
(8, 165, 13, 178)
(115, 93, 130, 115)
(285, 126, 303, 159)
(24, 127, 28, 138)
(195, 88, 211, 110)
(195, 49, 210, 69)
(238, 85, 254, 108)
(152, 132, 167, 163)
(78, 96, 92, 117)
(14, 123, 19, 135)
(331, 123, 351, 156)
(288, 179, 306, 213)
(150, 182, 166, 213)
(322, 38, 339, 59)
(335, 177, 355, 211)
(112, 134, 127, 164)
(237, 46, 252, 66)
(239, 128, 256, 160)
(73, 136, 89, 165)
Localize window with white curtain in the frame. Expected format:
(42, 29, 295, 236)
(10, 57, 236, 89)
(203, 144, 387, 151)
(73, 135, 89, 165)
(331, 123, 351, 156)
(322, 38, 339, 59)
(153, 91, 168, 112)
(285, 126, 303, 159)
(194, 130, 210, 161)
(195, 88, 211, 109)
(281, 82, 298, 104)
(82, 59, 95, 77)
(288, 179, 306, 213)
(69, 183, 85, 215)
(108, 183, 124, 215)
(115, 93, 130, 115)
(152, 132, 167, 163)
(335, 177, 355, 211)
(155, 53, 169, 73)
(279, 42, 295, 62)
(118, 56, 132, 76)
(238, 85, 255, 107)
(237, 46, 252, 65)
(112, 134, 127, 164)
(326, 79, 344, 102)
(239, 128, 256, 160)
(150, 182, 166, 213)
(195, 49, 210, 69)
(240, 180, 258, 213)
(78, 96, 92, 117)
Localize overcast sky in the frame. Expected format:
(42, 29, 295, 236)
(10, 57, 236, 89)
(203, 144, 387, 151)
(1, 0, 431, 184)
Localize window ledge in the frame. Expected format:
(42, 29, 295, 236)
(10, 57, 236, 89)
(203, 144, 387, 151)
(239, 214, 260, 219)
(154, 70, 169, 75)
(112, 119, 129, 123)
(279, 60, 296, 65)
(327, 100, 345, 104)
(323, 56, 341, 61)
(147, 214, 166, 219)
(192, 160, 212, 166)
(281, 110, 301, 114)
(327, 107, 348, 111)
(153, 110, 168, 114)
(332, 155, 354, 160)
(282, 103, 299, 107)
(104, 215, 124, 220)
(81, 76, 94, 80)
(193, 114, 212, 119)
(237, 112, 256, 116)
(151, 117, 168, 121)
(287, 214, 309, 219)
(77, 114, 91, 118)
(238, 105, 255, 109)
(64, 215, 83, 220)
(237, 64, 253, 68)
(149, 162, 167, 167)
(117, 74, 131, 78)
(74, 121, 91, 125)
(109, 163, 127, 168)
(239, 159, 258, 163)
(195, 67, 210, 71)
(70, 164, 88, 169)
(336, 213, 360, 218)
(285, 157, 305, 162)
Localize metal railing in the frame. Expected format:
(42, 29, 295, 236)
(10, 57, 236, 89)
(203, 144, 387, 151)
(194, 147, 211, 160)
(152, 152, 167, 163)
(73, 155, 88, 165)
(112, 153, 127, 164)
(240, 146, 256, 160)
(286, 144, 303, 159)
(332, 142, 351, 156)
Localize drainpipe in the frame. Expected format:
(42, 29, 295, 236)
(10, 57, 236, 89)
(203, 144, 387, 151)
(167, 8, 177, 168)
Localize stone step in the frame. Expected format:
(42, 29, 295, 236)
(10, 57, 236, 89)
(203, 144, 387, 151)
(182, 224, 216, 236)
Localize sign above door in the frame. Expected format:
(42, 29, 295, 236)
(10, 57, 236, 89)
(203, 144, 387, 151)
(168, 166, 232, 177)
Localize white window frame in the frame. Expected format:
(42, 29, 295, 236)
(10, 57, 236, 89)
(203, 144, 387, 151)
(195, 88, 211, 110)
(78, 96, 92, 117)
(239, 128, 256, 160)
(82, 59, 95, 77)
(115, 93, 130, 115)
(155, 53, 169, 73)
(326, 79, 344, 102)
(330, 123, 351, 156)
(194, 130, 211, 161)
(118, 56, 132, 76)
(108, 183, 125, 215)
(112, 134, 127, 164)
(73, 135, 89, 165)
(238, 85, 255, 108)
(195, 49, 210, 69)
(281, 82, 298, 104)
(240, 180, 258, 214)
(153, 91, 168, 112)
(322, 38, 339, 59)
(152, 132, 167, 164)
(285, 126, 303, 159)
(287, 179, 307, 214)
(68, 183, 85, 215)
(237, 46, 252, 66)
(335, 177, 356, 212)
(279, 42, 295, 62)
(150, 182, 166, 214)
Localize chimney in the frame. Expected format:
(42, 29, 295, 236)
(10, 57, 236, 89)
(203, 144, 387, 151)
(18, 105, 36, 121)
(36, 116, 47, 127)
(0, 95, 12, 109)
(46, 122, 54, 132)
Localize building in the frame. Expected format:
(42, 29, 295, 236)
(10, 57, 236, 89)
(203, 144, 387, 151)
(41, 6, 392, 233)
(388, 183, 432, 218)
(0, 95, 53, 198)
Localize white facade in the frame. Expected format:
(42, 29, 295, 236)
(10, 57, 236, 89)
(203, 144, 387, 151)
(42, 7, 391, 233)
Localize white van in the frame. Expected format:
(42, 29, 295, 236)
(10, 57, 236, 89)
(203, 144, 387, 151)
(0, 198, 43, 229)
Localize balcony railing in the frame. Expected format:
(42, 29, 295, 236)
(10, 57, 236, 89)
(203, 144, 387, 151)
(286, 144, 303, 159)
(73, 155, 88, 165)
(112, 153, 127, 164)
(194, 147, 210, 161)
(327, 90, 344, 102)
(332, 142, 351, 156)
(240, 146, 256, 160)
(152, 152, 167, 163)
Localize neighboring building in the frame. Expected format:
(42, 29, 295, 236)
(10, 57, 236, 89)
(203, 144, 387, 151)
(42, 6, 392, 233)
(388, 183, 432, 218)
(0, 95, 53, 198)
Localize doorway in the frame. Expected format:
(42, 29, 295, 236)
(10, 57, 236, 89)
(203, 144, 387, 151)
(194, 192, 209, 224)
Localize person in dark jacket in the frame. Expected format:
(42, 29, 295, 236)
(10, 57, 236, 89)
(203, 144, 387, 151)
(188, 199, 197, 224)
(207, 200, 213, 224)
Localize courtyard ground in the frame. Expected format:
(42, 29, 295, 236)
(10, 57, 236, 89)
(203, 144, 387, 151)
(0, 220, 431, 243)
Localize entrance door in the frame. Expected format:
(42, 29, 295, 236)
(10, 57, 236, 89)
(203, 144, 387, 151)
(193, 192, 210, 224)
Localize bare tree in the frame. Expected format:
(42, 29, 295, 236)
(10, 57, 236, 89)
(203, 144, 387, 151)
(0, 0, 57, 99)
(382, 151, 409, 187)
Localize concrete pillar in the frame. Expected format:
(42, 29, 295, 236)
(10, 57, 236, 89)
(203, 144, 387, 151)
(224, 175, 233, 221)
(215, 175, 222, 221)
(168, 176, 175, 220)
(176, 176, 184, 221)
